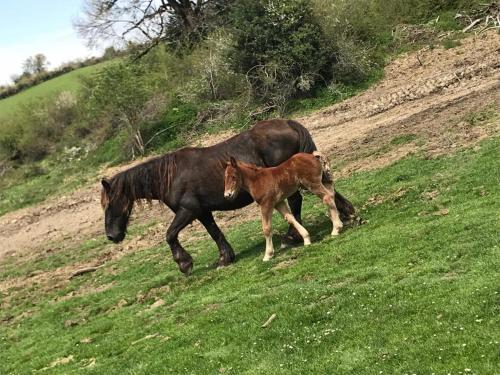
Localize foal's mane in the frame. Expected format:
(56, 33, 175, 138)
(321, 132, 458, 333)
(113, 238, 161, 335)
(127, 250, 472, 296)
(102, 153, 177, 208)
(237, 160, 262, 172)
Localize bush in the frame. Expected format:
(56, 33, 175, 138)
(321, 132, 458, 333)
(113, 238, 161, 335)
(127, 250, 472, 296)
(141, 99, 198, 152)
(182, 31, 247, 102)
(230, 0, 333, 108)
(79, 61, 160, 157)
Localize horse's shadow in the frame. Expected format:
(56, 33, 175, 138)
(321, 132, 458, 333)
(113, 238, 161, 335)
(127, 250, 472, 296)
(182, 213, 349, 278)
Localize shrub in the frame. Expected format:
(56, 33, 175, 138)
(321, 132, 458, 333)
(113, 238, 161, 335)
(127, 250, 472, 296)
(230, 0, 333, 109)
(182, 31, 247, 102)
(79, 61, 160, 158)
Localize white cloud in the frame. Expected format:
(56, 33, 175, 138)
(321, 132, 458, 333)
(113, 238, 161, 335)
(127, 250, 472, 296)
(0, 29, 99, 85)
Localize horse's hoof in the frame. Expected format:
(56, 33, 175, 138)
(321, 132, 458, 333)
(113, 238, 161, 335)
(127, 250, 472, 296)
(304, 238, 312, 246)
(218, 256, 234, 268)
(179, 260, 193, 275)
(263, 255, 273, 262)
(331, 229, 340, 236)
(281, 233, 302, 247)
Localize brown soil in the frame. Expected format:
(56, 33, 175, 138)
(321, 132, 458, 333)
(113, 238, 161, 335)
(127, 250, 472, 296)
(0, 31, 499, 290)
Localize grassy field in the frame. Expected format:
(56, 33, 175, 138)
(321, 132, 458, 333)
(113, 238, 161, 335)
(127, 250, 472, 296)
(0, 61, 113, 121)
(1, 137, 498, 374)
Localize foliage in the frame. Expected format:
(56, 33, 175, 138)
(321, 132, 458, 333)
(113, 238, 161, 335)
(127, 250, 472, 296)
(22, 53, 49, 75)
(0, 92, 78, 162)
(80, 61, 160, 157)
(182, 31, 247, 102)
(230, 0, 332, 108)
(76, 0, 231, 52)
(0, 138, 498, 373)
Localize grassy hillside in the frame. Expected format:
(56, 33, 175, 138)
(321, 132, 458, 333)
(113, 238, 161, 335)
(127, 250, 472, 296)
(0, 61, 113, 121)
(1, 137, 498, 374)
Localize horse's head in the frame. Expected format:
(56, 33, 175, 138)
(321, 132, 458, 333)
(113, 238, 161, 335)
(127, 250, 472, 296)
(101, 178, 133, 243)
(224, 157, 242, 200)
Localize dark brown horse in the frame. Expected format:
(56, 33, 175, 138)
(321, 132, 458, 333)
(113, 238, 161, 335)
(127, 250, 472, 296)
(101, 119, 356, 274)
(224, 152, 343, 262)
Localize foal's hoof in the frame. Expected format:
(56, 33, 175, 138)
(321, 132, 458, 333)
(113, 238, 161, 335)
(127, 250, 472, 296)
(304, 238, 312, 246)
(263, 254, 274, 262)
(331, 229, 341, 236)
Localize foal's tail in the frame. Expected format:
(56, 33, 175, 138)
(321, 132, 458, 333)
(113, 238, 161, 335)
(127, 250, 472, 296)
(287, 119, 317, 153)
(313, 151, 358, 224)
(313, 151, 333, 183)
(289, 119, 358, 223)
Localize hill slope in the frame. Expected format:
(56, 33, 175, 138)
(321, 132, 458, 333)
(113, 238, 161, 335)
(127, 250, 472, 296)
(0, 61, 112, 121)
(0, 31, 499, 374)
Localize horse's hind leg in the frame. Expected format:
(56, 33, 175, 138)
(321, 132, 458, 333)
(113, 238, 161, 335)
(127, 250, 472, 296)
(275, 201, 311, 246)
(198, 211, 236, 268)
(308, 184, 343, 236)
(166, 207, 196, 275)
(260, 204, 275, 262)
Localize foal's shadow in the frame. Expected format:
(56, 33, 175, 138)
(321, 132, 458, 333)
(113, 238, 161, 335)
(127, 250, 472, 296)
(189, 214, 346, 277)
(235, 215, 337, 262)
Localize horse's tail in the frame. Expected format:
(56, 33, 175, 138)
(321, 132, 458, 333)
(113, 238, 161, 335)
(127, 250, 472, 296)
(287, 119, 317, 153)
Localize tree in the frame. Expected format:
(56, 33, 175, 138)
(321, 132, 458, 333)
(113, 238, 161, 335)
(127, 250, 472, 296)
(22, 54, 49, 75)
(230, 0, 331, 108)
(75, 0, 229, 53)
(80, 62, 157, 157)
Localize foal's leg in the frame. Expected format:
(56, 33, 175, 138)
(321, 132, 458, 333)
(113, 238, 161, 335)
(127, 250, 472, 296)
(307, 183, 343, 236)
(166, 207, 196, 274)
(282, 191, 305, 246)
(198, 211, 236, 267)
(275, 201, 311, 246)
(260, 204, 275, 262)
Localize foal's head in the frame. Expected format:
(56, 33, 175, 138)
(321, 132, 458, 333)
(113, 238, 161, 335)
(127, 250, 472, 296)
(224, 157, 242, 200)
(101, 178, 133, 243)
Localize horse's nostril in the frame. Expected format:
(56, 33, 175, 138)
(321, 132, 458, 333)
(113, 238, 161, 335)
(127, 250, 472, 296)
(107, 235, 114, 241)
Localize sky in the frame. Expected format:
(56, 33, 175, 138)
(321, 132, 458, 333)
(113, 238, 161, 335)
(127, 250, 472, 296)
(0, 0, 100, 85)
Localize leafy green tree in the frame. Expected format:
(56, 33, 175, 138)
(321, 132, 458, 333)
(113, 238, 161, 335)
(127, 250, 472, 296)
(80, 62, 157, 157)
(230, 0, 332, 107)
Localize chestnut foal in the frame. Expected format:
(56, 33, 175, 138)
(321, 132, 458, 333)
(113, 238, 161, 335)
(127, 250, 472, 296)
(224, 152, 343, 261)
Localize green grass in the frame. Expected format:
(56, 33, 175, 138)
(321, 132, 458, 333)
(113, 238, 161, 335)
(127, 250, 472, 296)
(0, 61, 114, 121)
(286, 68, 385, 116)
(0, 153, 98, 217)
(1, 137, 498, 374)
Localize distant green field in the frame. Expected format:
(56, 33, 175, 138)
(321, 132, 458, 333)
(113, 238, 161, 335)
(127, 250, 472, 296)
(0, 61, 112, 121)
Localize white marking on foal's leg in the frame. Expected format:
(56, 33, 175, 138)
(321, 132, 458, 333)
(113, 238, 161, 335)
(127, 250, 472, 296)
(263, 234, 274, 262)
(261, 206, 274, 261)
(324, 191, 343, 236)
(309, 184, 343, 237)
(275, 202, 311, 246)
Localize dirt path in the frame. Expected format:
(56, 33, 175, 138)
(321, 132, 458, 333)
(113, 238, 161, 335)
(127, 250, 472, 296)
(1, 31, 499, 263)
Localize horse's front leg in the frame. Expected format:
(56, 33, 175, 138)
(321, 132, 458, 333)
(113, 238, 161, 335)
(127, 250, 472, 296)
(275, 201, 311, 246)
(166, 207, 196, 275)
(260, 204, 275, 262)
(198, 211, 235, 267)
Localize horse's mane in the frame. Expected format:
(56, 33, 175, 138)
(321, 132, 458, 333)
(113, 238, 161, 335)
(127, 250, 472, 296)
(102, 153, 177, 208)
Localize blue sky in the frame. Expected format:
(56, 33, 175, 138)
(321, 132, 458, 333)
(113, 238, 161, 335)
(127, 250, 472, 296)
(0, 0, 99, 85)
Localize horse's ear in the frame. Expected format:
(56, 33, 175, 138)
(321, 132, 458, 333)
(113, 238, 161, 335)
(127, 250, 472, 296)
(230, 156, 237, 168)
(101, 178, 111, 193)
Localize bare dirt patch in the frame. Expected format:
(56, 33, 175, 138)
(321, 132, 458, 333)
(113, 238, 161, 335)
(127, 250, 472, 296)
(0, 31, 499, 296)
